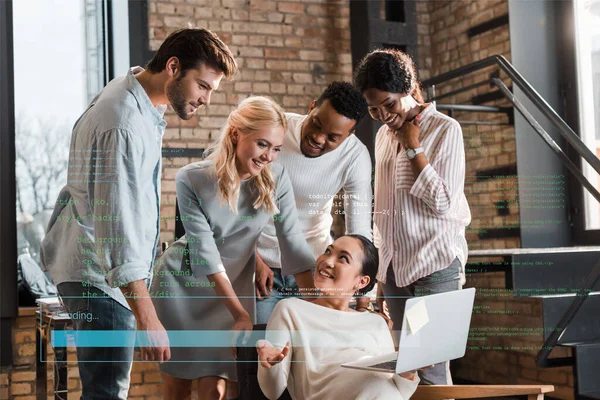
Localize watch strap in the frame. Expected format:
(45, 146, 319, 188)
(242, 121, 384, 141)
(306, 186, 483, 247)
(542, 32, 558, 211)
(407, 147, 424, 159)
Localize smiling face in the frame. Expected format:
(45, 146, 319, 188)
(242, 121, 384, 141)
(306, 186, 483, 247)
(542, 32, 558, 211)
(165, 60, 224, 120)
(299, 99, 356, 158)
(234, 124, 285, 180)
(363, 87, 419, 131)
(314, 236, 371, 298)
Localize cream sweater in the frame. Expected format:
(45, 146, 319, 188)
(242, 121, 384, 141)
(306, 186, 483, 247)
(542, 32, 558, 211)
(257, 113, 373, 268)
(258, 298, 420, 400)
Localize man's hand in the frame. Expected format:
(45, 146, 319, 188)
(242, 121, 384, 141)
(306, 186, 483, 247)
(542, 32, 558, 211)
(137, 316, 171, 363)
(120, 280, 171, 363)
(257, 339, 290, 368)
(231, 312, 253, 360)
(255, 252, 274, 300)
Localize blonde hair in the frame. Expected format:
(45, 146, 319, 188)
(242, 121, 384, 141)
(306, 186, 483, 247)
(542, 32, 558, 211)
(207, 96, 287, 214)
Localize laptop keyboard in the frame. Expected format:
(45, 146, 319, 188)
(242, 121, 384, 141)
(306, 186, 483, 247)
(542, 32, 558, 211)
(368, 360, 397, 371)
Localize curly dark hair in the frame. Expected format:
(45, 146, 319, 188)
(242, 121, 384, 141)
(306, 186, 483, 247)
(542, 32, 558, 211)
(314, 81, 368, 128)
(146, 28, 237, 79)
(353, 49, 424, 103)
(346, 234, 379, 297)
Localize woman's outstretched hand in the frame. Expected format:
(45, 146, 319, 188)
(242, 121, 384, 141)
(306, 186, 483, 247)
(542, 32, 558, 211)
(257, 339, 290, 368)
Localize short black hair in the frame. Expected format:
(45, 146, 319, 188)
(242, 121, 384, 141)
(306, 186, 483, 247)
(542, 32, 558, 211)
(346, 234, 378, 297)
(314, 81, 368, 127)
(146, 28, 237, 79)
(353, 49, 424, 103)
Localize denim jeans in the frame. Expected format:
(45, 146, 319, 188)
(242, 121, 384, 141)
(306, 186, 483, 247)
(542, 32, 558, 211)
(381, 258, 463, 386)
(256, 268, 300, 325)
(57, 283, 136, 400)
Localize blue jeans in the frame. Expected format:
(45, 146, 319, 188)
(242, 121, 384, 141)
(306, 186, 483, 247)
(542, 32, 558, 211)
(256, 268, 300, 325)
(57, 283, 136, 400)
(381, 258, 463, 386)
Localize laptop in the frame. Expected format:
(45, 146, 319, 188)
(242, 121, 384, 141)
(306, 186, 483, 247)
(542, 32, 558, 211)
(341, 287, 476, 374)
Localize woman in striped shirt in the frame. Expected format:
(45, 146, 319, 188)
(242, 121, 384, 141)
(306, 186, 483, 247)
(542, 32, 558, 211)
(353, 48, 471, 386)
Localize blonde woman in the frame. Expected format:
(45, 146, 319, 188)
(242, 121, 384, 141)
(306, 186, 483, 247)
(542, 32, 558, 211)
(150, 96, 315, 400)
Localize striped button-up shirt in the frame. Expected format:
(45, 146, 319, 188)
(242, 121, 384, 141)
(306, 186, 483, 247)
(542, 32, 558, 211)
(373, 103, 471, 287)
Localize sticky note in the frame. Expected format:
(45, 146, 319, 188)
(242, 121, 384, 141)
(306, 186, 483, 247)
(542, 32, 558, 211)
(406, 299, 429, 335)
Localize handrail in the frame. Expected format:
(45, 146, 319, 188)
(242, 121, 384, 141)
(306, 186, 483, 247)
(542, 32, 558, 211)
(430, 78, 491, 101)
(422, 55, 600, 369)
(491, 78, 600, 206)
(422, 56, 504, 87)
(422, 55, 600, 177)
(538, 258, 600, 368)
(436, 104, 512, 114)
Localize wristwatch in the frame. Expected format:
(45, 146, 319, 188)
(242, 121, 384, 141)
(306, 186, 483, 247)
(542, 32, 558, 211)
(406, 147, 424, 160)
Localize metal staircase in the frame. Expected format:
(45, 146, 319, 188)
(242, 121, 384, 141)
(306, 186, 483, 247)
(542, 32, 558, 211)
(422, 55, 600, 399)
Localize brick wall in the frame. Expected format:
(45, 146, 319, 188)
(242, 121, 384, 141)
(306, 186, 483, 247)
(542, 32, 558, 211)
(1, 309, 81, 400)
(152, 0, 354, 246)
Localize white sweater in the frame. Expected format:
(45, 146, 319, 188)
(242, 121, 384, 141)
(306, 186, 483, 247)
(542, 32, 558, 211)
(258, 298, 420, 400)
(258, 113, 373, 268)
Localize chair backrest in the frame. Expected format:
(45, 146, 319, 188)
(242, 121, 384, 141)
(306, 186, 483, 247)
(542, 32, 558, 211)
(236, 324, 291, 400)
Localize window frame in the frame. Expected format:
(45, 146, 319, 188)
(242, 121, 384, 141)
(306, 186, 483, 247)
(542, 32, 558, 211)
(0, 0, 18, 367)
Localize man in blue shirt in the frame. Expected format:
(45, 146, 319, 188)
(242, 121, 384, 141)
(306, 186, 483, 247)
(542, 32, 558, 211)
(41, 28, 237, 399)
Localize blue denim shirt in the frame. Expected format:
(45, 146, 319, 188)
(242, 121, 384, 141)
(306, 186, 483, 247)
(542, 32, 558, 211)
(41, 67, 166, 310)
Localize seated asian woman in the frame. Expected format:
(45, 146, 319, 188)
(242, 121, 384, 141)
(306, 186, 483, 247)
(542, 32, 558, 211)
(257, 235, 420, 400)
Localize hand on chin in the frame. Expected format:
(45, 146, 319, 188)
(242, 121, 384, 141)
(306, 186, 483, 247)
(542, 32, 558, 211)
(393, 118, 420, 148)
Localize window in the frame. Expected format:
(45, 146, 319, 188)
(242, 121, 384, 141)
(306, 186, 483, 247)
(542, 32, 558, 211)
(13, 0, 107, 266)
(11, 0, 130, 304)
(574, 0, 600, 230)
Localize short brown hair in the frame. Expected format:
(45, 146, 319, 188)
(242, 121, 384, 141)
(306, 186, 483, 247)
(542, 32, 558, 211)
(146, 28, 237, 78)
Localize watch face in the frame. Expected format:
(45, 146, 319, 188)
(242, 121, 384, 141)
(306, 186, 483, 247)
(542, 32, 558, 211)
(407, 149, 415, 158)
